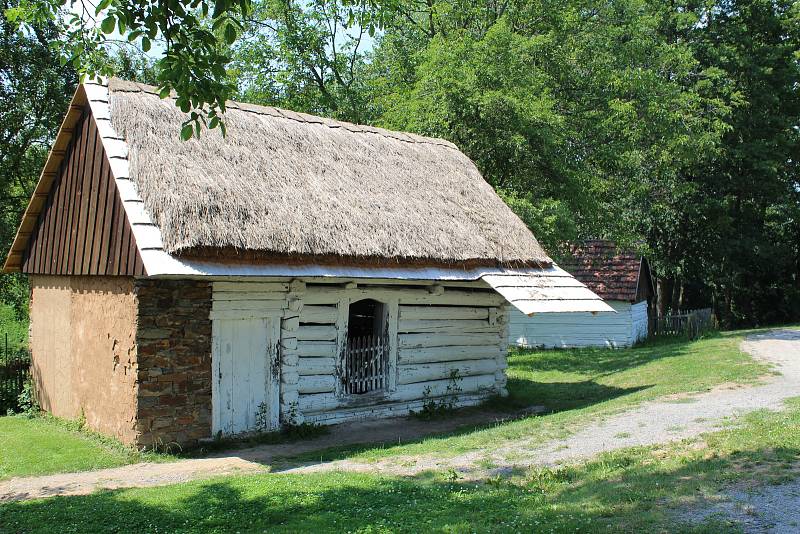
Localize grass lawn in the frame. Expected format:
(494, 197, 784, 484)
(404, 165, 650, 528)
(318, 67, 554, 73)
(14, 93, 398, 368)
(0, 416, 162, 480)
(1, 398, 798, 533)
(0, 329, 771, 481)
(288, 330, 770, 463)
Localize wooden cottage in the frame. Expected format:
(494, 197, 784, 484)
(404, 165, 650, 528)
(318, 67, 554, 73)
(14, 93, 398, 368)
(4, 79, 611, 447)
(507, 240, 655, 349)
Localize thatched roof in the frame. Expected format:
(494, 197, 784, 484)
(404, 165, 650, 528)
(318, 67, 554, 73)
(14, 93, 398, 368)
(107, 78, 550, 267)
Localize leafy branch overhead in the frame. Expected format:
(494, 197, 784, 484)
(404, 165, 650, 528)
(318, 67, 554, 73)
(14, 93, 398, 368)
(5, 0, 394, 138)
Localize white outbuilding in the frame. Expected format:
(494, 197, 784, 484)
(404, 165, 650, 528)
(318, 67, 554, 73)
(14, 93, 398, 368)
(507, 240, 655, 349)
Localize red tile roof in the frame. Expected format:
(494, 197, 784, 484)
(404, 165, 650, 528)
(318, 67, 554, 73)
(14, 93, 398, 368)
(559, 240, 650, 302)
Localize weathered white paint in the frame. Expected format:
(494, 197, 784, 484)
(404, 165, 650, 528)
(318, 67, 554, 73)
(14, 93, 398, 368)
(296, 325, 337, 341)
(483, 267, 614, 315)
(398, 345, 502, 364)
(299, 305, 338, 323)
(297, 357, 336, 375)
(398, 332, 502, 349)
(506, 300, 650, 349)
(285, 283, 508, 423)
(400, 306, 489, 320)
(297, 341, 337, 358)
(630, 300, 649, 344)
(203, 276, 552, 430)
(298, 374, 497, 414)
(211, 281, 288, 434)
(397, 358, 501, 384)
(211, 316, 280, 435)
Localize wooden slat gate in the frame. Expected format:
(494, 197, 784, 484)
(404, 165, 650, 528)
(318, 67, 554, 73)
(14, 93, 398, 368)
(654, 308, 715, 339)
(342, 335, 390, 395)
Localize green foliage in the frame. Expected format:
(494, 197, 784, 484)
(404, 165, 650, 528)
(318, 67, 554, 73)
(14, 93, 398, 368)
(1, 0, 797, 328)
(0, 2, 74, 315)
(14, 377, 39, 416)
(4, 0, 398, 135)
(499, 193, 578, 258)
(2, 397, 799, 532)
(413, 369, 463, 420)
(371, 3, 731, 248)
(363, 0, 799, 326)
(5, 0, 248, 138)
(229, 0, 380, 122)
(0, 302, 28, 348)
(295, 331, 769, 464)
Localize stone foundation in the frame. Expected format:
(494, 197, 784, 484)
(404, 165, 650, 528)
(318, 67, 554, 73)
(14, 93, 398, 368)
(134, 279, 213, 447)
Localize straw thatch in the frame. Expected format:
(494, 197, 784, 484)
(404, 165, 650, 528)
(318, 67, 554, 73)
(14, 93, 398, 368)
(108, 78, 551, 267)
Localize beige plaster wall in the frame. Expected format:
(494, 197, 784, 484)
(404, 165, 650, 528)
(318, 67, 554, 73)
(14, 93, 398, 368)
(29, 275, 139, 443)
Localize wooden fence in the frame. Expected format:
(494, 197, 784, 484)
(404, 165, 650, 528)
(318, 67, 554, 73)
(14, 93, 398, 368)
(653, 308, 715, 339)
(342, 335, 390, 395)
(1, 333, 30, 413)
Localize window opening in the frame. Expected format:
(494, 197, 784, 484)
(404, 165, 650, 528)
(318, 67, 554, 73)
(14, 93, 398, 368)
(342, 299, 389, 395)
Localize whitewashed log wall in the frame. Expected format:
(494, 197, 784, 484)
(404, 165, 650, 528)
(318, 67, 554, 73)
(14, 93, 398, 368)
(296, 283, 508, 424)
(211, 278, 510, 431)
(506, 299, 650, 349)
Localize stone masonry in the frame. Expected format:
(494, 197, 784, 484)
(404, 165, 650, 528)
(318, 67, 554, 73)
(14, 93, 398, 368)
(134, 279, 213, 447)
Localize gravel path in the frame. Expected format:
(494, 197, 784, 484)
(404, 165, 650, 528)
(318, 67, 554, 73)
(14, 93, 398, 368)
(1, 329, 798, 501)
(675, 478, 800, 532)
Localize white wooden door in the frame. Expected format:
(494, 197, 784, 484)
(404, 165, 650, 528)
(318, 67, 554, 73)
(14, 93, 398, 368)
(212, 317, 280, 436)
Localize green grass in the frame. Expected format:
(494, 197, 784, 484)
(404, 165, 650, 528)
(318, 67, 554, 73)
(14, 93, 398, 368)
(0, 329, 777, 484)
(2, 398, 799, 533)
(0, 416, 164, 480)
(287, 331, 770, 463)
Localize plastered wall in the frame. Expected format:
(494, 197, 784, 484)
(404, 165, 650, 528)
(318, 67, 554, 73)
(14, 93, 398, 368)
(29, 275, 139, 443)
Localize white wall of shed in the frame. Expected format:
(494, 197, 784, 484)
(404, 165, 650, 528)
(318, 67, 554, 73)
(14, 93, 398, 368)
(630, 300, 649, 344)
(210, 277, 509, 431)
(506, 300, 649, 349)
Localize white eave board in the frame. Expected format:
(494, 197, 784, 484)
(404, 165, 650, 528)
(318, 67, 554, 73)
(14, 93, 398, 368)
(482, 266, 615, 315)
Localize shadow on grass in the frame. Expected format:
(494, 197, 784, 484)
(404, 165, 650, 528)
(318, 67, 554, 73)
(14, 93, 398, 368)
(2, 442, 797, 533)
(503, 379, 652, 413)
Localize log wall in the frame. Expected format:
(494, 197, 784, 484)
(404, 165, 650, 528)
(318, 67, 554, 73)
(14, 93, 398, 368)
(506, 300, 650, 348)
(209, 279, 509, 429)
(291, 281, 507, 425)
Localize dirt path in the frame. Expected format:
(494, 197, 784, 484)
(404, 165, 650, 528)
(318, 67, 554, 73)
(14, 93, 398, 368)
(2, 329, 798, 501)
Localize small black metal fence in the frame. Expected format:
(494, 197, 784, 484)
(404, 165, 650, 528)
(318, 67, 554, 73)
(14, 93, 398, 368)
(1, 333, 31, 413)
(342, 335, 389, 395)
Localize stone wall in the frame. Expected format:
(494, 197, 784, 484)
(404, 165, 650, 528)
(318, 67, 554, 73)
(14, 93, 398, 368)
(134, 279, 213, 447)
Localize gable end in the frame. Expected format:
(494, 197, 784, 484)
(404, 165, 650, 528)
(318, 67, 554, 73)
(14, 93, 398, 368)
(21, 106, 145, 276)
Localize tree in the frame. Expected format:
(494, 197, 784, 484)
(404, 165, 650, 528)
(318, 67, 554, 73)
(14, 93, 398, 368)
(230, 0, 377, 122)
(0, 0, 75, 314)
(369, 1, 731, 256)
(682, 0, 800, 325)
(5, 0, 399, 136)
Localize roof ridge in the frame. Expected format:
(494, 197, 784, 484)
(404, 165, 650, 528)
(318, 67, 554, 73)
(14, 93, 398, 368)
(104, 78, 458, 150)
